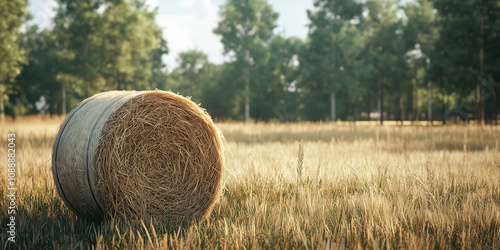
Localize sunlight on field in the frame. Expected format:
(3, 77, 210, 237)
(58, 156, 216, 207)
(1, 116, 500, 248)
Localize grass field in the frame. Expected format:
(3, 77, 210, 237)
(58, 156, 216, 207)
(1, 116, 500, 249)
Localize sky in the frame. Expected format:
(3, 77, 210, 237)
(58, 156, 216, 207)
(27, 0, 314, 70)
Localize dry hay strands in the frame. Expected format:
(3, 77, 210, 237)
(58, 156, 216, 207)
(52, 90, 225, 225)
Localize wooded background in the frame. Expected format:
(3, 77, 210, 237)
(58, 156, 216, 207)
(1, 0, 499, 124)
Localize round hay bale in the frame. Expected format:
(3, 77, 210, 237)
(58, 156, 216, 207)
(52, 90, 225, 224)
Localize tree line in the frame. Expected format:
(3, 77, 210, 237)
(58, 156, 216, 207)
(1, 0, 499, 124)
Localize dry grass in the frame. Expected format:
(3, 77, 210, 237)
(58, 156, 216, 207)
(1, 117, 500, 249)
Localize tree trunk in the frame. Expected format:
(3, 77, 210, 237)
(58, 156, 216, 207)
(408, 78, 414, 124)
(0, 90, 4, 124)
(393, 96, 398, 122)
(442, 89, 447, 125)
(352, 98, 356, 123)
(477, 9, 485, 125)
(396, 95, 402, 125)
(244, 78, 250, 122)
(477, 85, 484, 125)
(62, 82, 66, 115)
(426, 59, 432, 125)
(367, 96, 371, 121)
(427, 81, 432, 125)
(377, 96, 381, 123)
(415, 79, 419, 121)
(380, 81, 384, 125)
(330, 39, 336, 123)
(495, 77, 500, 125)
(244, 50, 250, 123)
(330, 92, 336, 122)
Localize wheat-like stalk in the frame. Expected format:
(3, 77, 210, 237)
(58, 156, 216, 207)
(426, 159, 435, 191)
(297, 140, 304, 183)
(348, 162, 361, 183)
(315, 159, 322, 184)
(463, 131, 468, 153)
(414, 175, 436, 203)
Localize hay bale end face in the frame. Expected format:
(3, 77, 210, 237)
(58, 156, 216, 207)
(52, 90, 225, 224)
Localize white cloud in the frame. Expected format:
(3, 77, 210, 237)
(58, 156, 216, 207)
(200, 0, 218, 21)
(178, 0, 194, 8)
(156, 0, 224, 70)
(26, 0, 58, 30)
(270, 0, 311, 39)
(144, 0, 159, 11)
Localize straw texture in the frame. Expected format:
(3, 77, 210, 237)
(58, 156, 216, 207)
(52, 90, 225, 224)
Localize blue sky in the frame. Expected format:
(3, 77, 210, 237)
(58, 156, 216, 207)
(27, 0, 314, 69)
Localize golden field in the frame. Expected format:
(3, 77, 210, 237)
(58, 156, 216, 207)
(1, 116, 500, 249)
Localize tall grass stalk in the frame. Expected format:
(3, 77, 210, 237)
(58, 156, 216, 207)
(297, 140, 304, 184)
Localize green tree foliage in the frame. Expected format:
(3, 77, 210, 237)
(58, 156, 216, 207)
(12, 0, 168, 115)
(54, 0, 167, 96)
(403, 0, 436, 122)
(170, 50, 214, 103)
(0, 0, 27, 120)
(149, 26, 169, 90)
(301, 0, 364, 121)
(265, 36, 303, 121)
(54, 0, 104, 97)
(365, 0, 407, 124)
(214, 0, 279, 122)
(97, 0, 163, 90)
(432, 0, 500, 124)
(16, 25, 62, 115)
(4, 0, 500, 123)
